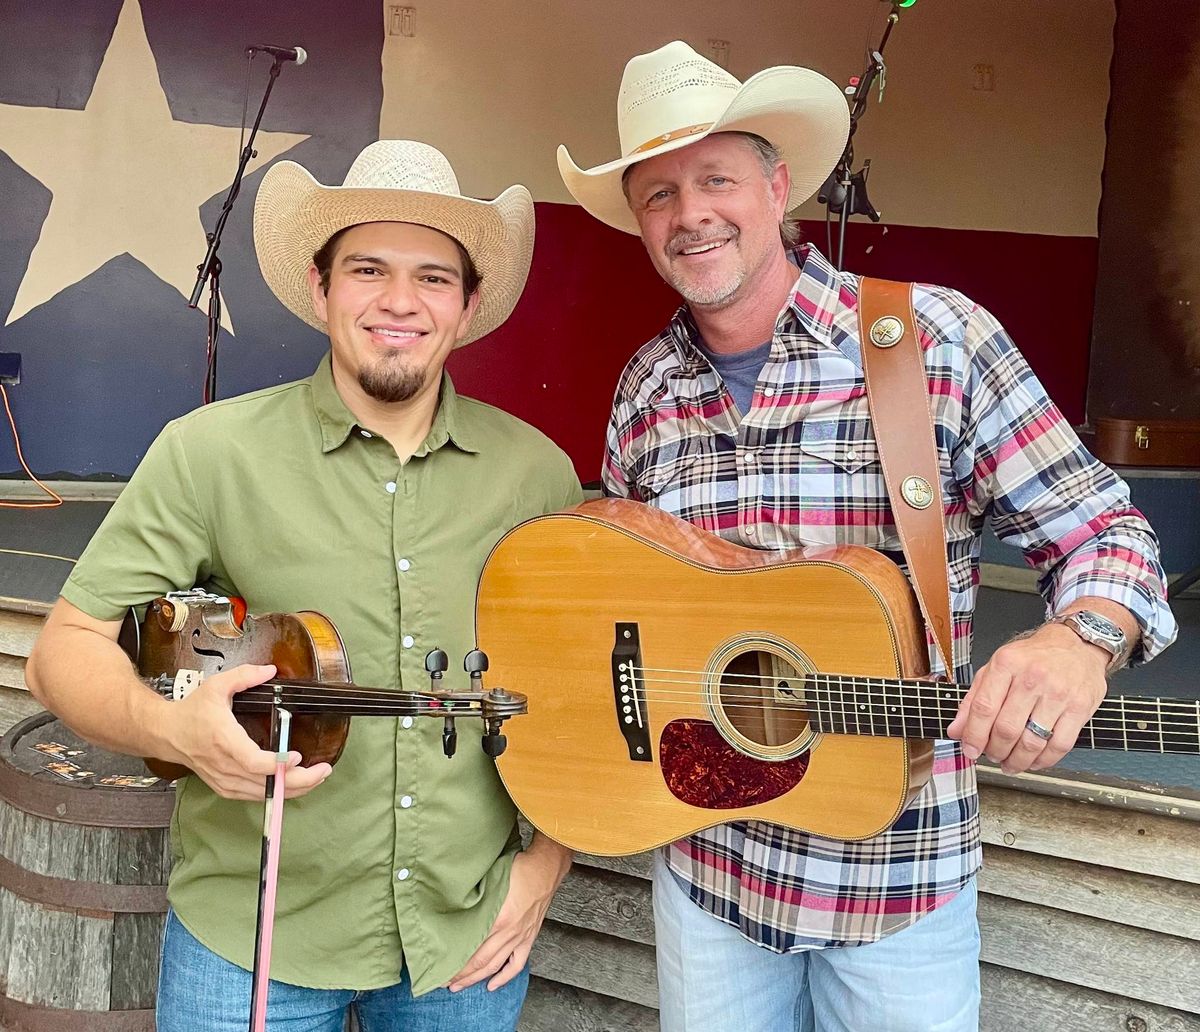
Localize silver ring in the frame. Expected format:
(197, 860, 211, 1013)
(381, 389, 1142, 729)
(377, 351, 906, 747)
(1024, 718, 1054, 741)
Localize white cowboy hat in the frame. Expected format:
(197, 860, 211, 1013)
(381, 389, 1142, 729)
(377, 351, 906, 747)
(558, 41, 850, 236)
(254, 140, 534, 346)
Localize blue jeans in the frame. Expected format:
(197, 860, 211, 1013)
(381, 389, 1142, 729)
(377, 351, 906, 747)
(156, 910, 529, 1032)
(653, 853, 980, 1032)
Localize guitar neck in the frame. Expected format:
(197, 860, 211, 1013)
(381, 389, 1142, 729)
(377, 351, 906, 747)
(806, 675, 1200, 754)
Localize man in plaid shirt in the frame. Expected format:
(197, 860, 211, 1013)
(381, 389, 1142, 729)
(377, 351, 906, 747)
(557, 42, 1177, 1032)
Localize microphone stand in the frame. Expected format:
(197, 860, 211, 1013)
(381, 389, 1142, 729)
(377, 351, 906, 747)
(189, 54, 287, 405)
(819, 1, 911, 270)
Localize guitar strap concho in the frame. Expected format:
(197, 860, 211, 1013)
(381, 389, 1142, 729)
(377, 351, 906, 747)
(855, 277, 955, 675)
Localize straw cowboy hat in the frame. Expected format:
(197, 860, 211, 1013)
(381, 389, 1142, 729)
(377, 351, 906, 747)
(558, 41, 850, 236)
(254, 140, 534, 346)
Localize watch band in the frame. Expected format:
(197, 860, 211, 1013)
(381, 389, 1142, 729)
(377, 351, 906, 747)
(1050, 610, 1129, 672)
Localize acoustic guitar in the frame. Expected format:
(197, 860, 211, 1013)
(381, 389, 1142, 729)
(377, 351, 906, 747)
(476, 499, 1198, 856)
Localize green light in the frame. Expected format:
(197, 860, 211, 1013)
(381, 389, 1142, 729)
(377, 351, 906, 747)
(897, 0, 918, 6)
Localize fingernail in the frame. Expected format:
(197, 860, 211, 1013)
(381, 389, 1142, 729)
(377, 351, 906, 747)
(962, 745, 980, 761)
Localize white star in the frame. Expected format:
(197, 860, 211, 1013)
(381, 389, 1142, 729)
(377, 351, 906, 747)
(0, 0, 309, 330)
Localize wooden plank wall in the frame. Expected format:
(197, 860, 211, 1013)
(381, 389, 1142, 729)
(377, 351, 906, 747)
(521, 787, 1200, 1032)
(0, 608, 45, 736)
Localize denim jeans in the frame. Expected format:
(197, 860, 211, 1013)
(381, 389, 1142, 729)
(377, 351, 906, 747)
(156, 909, 529, 1032)
(653, 853, 981, 1032)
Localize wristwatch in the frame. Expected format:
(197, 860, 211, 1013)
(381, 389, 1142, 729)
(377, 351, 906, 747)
(1050, 610, 1129, 672)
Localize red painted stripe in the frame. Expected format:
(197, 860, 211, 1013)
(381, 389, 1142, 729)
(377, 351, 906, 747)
(449, 203, 1097, 479)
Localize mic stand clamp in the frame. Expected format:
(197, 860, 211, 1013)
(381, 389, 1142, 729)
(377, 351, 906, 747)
(189, 55, 288, 404)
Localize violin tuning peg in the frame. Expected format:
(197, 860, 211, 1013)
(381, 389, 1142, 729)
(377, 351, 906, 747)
(442, 716, 458, 759)
(464, 649, 489, 675)
(425, 649, 449, 676)
(481, 731, 507, 758)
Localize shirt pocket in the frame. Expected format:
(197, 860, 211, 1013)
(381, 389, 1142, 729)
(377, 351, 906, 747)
(796, 423, 879, 474)
(782, 424, 887, 546)
(633, 436, 722, 512)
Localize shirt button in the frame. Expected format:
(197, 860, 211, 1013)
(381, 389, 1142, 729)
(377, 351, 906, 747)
(744, 451, 757, 464)
(400, 795, 413, 809)
(360, 429, 372, 438)
(402, 635, 414, 649)
(397, 558, 411, 572)
(762, 387, 776, 398)
(385, 481, 397, 494)
(396, 868, 411, 881)
(746, 526, 757, 538)
(401, 716, 414, 729)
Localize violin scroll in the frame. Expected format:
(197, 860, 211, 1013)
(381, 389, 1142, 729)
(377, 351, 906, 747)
(425, 648, 527, 759)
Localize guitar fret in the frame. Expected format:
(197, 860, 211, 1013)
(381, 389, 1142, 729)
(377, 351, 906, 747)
(853, 677, 865, 735)
(1119, 698, 1166, 753)
(872, 679, 889, 738)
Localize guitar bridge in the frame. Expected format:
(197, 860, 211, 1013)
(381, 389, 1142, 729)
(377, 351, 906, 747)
(612, 623, 651, 762)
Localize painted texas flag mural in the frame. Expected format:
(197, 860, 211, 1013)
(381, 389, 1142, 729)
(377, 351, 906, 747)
(0, 0, 382, 476)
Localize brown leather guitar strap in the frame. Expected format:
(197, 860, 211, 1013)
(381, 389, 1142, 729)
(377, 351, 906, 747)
(856, 277, 954, 674)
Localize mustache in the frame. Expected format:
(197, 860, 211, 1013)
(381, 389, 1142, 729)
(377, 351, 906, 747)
(667, 227, 737, 257)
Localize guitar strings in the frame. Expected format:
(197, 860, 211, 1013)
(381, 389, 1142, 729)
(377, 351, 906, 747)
(625, 667, 1200, 716)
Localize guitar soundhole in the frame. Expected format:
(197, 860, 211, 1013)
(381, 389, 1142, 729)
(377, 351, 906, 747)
(717, 650, 809, 749)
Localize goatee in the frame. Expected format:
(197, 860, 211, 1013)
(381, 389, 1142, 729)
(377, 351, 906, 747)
(358, 356, 426, 404)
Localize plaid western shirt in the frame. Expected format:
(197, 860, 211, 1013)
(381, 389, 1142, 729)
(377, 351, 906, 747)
(602, 245, 1176, 951)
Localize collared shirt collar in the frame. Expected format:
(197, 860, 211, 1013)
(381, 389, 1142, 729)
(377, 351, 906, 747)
(309, 353, 480, 456)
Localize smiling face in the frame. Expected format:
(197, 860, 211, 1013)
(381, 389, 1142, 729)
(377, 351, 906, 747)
(307, 221, 480, 409)
(624, 132, 790, 310)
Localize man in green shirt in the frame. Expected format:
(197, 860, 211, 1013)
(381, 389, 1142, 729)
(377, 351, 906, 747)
(27, 140, 582, 1031)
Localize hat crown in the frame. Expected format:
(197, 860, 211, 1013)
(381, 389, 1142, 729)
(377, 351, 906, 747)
(342, 140, 462, 196)
(617, 41, 741, 157)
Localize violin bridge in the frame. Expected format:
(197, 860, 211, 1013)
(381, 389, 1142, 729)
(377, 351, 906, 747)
(172, 668, 203, 700)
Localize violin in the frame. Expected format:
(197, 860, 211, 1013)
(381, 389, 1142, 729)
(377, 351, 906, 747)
(118, 589, 526, 781)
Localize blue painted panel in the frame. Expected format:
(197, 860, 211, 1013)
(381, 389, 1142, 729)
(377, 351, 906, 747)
(0, 0, 381, 476)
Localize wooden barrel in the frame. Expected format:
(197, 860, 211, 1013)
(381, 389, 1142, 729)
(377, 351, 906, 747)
(0, 712, 175, 1031)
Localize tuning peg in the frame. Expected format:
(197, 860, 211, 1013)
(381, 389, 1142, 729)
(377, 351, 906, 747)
(442, 715, 458, 759)
(481, 731, 507, 758)
(425, 649, 448, 679)
(463, 649, 489, 676)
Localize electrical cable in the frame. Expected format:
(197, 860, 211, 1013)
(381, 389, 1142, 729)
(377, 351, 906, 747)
(0, 547, 75, 563)
(0, 385, 63, 509)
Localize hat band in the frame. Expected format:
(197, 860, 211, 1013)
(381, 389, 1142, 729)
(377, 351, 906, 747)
(630, 122, 714, 156)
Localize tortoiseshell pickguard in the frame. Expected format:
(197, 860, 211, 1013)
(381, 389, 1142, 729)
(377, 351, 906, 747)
(659, 719, 809, 809)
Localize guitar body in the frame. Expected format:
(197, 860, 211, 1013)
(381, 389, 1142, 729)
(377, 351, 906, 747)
(478, 499, 936, 855)
(126, 596, 353, 780)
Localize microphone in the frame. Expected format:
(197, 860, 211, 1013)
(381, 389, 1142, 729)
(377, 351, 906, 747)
(246, 44, 307, 65)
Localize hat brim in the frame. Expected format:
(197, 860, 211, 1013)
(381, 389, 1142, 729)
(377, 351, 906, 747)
(558, 66, 850, 235)
(254, 162, 534, 346)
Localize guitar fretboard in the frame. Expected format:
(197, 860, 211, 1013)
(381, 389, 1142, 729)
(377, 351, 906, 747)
(807, 675, 1200, 754)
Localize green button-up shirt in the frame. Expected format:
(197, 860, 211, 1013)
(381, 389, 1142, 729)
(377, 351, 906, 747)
(62, 356, 582, 993)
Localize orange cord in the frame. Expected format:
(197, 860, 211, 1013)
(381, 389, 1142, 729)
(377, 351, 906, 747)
(0, 384, 64, 509)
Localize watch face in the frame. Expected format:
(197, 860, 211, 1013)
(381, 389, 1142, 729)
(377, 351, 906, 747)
(1075, 611, 1123, 643)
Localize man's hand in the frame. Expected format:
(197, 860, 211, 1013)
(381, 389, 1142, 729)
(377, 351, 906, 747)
(946, 622, 1110, 774)
(156, 663, 332, 800)
(447, 834, 572, 993)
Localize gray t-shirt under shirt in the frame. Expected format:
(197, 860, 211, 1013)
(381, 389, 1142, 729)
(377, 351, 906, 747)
(695, 338, 773, 416)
